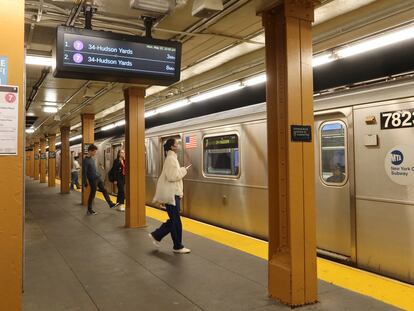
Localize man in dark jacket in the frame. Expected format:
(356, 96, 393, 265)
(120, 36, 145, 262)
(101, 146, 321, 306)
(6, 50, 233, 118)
(83, 144, 115, 215)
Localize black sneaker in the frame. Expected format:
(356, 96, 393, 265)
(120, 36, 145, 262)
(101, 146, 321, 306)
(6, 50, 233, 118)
(87, 209, 98, 215)
(110, 203, 119, 209)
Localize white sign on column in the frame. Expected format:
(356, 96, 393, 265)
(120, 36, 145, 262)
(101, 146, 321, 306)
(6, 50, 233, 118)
(0, 86, 19, 155)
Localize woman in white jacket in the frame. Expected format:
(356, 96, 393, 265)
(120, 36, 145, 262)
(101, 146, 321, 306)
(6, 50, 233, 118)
(149, 138, 191, 254)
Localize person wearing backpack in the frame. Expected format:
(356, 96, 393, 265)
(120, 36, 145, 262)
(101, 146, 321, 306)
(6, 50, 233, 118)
(111, 149, 126, 212)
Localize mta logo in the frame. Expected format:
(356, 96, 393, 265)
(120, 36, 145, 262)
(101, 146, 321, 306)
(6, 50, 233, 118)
(391, 150, 404, 165)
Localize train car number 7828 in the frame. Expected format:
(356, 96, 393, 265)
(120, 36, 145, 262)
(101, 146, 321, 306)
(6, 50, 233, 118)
(380, 109, 414, 129)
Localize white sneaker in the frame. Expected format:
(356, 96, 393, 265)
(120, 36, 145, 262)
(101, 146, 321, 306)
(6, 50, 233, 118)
(117, 204, 125, 212)
(173, 247, 191, 254)
(148, 233, 160, 247)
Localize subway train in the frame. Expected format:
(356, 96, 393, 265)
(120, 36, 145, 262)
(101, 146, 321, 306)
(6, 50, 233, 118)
(60, 76, 414, 285)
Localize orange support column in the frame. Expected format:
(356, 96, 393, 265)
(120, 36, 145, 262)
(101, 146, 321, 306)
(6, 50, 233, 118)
(48, 134, 56, 187)
(33, 141, 40, 180)
(40, 138, 47, 183)
(30, 145, 35, 178)
(60, 127, 70, 194)
(81, 114, 94, 205)
(0, 0, 24, 309)
(259, 0, 318, 306)
(124, 87, 146, 228)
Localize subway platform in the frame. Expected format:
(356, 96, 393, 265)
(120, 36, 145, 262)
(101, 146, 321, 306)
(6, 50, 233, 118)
(24, 179, 405, 311)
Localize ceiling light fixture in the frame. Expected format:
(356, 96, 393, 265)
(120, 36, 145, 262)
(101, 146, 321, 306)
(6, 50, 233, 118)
(101, 123, 116, 131)
(190, 82, 245, 103)
(25, 128, 35, 134)
(144, 110, 158, 118)
(101, 119, 126, 131)
(69, 135, 82, 141)
(312, 53, 335, 67)
(26, 55, 56, 67)
(157, 99, 191, 113)
(243, 74, 267, 86)
(337, 24, 414, 58)
(43, 106, 58, 113)
(70, 123, 81, 130)
(130, 0, 174, 15)
(115, 120, 126, 127)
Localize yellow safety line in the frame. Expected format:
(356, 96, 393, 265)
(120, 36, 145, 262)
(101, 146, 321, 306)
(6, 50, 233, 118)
(57, 180, 414, 310)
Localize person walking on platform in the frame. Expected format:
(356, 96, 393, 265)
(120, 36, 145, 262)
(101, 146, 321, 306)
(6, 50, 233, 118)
(112, 149, 126, 212)
(70, 155, 81, 190)
(149, 138, 192, 254)
(83, 144, 116, 215)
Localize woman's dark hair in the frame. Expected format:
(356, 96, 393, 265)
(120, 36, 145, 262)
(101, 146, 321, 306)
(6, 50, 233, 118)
(117, 149, 124, 160)
(164, 138, 176, 156)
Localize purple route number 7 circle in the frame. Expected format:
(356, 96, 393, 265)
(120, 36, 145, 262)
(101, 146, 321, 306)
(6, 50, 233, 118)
(74, 40, 84, 51)
(73, 53, 83, 64)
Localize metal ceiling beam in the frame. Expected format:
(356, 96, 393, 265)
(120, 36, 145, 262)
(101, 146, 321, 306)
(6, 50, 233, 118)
(66, 0, 85, 27)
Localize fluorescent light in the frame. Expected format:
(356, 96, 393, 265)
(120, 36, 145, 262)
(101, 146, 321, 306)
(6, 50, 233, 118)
(69, 135, 82, 141)
(95, 100, 125, 119)
(25, 128, 35, 134)
(190, 82, 245, 103)
(26, 55, 55, 67)
(337, 24, 414, 58)
(101, 119, 126, 131)
(243, 74, 267, 86)
(46, 146, 49, 149)
(145, 110, 158, 118)
(312, 53, 335, 67)
(115, 120, 126, 127)
(101, 123, 116, 131)
(44, 102, 58, 106)
(70, 123, 81, 130)
(43, 106, 58, 113)
(55, 142, 62, 146)
(157, 99, 191, 114)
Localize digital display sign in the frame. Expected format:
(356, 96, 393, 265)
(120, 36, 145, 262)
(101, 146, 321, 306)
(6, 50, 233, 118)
(54, 26, 181, 85)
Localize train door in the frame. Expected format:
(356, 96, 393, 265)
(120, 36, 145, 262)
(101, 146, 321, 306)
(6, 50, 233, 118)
(160, 135, 184, 211)
(314, 109, 355, 261)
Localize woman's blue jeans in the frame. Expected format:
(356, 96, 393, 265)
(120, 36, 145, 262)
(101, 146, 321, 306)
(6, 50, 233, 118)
(151, 196, 183, 250)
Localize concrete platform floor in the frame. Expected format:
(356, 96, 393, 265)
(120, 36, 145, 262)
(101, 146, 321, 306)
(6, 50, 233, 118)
(24, 179, 400, 311)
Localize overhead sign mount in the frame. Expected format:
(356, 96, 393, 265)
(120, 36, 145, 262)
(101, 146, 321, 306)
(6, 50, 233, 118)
(54, 26, 182, 86)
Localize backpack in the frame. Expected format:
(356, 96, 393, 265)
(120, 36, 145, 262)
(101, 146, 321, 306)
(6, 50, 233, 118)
(108, 166, 115, 182)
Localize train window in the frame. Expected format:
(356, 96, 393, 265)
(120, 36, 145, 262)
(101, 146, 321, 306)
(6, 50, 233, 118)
(320, 121, 347, 185)
(203, 134, 240, 177)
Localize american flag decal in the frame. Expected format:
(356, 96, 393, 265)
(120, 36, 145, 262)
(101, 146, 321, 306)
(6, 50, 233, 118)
(185, 135, 197, 149)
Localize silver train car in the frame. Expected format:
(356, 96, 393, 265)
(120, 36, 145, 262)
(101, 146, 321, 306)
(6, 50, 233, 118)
(64, 77, 414, 284)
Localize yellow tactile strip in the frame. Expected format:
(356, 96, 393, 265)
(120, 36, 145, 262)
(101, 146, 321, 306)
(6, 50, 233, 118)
(68, 183, 414, 310)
